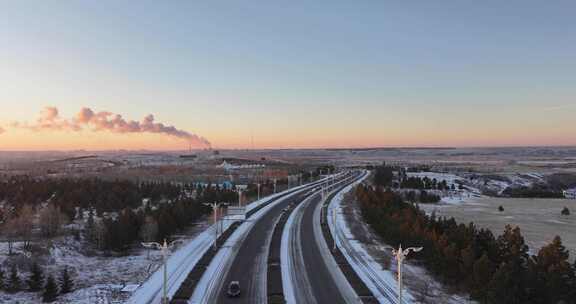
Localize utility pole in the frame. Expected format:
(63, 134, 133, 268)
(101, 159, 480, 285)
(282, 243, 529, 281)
(141, 239, 180, 304)
(257, 183, 261, 200)
(392, 245, 423, 304)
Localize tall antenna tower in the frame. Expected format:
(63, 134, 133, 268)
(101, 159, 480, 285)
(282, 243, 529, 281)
(251, 129, 254, 150)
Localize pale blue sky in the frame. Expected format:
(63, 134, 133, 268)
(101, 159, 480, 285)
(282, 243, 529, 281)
(1, 1, 575, 149)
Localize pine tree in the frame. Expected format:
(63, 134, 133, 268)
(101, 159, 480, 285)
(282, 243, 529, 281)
(42, 275, 58, 303)
(0, 266, 5, 290)
(487, 262, 519, 304)
(59, 267, 73, 294)
(7, 265, 21, 293)
(471, 252, 494, 301)
(532, 236, 575, 303)
(490, 226, 530, 303)
(28, 262, 44, 291)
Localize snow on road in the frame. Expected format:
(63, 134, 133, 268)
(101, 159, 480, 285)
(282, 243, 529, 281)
(281, 192, 320, 304)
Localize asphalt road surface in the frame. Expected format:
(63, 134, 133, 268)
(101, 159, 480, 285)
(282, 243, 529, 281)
(283, 172, 362, 304)
(215, 191, 311, 304)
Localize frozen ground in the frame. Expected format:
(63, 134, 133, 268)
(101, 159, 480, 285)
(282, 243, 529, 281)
(421, 197, 576, 260)
(407, 171, 552, 199)
(0, 219, 210, 304)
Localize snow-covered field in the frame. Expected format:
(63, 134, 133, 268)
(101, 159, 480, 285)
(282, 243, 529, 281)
(406, 172, 482, 204)
(0, 219, 209, 304)
(406, 171, 553, 201)
(421, 197, 576, 260)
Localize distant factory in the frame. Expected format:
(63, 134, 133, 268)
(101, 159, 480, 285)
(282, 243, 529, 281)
(218, 161, 266, 171)
(564, 188, 576, 199)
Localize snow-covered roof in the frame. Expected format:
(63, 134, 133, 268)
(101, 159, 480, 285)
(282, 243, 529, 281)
(121, 284, 140, 293)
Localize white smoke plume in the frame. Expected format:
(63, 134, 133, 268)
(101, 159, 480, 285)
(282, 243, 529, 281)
(12, 106, 211, 147)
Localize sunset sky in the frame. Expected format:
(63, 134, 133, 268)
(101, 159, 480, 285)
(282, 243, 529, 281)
(1, 1, 575, 150)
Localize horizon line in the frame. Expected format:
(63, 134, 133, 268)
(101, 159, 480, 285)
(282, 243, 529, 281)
(1, 144, 576, 153)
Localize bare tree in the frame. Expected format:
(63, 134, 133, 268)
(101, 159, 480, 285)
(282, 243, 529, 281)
(3, 217, 18, 255)
(38, 204, 68, 238)
(139, 216, 158, 259)
(15, 205, 34, 250)
(2, 205, 34, 254)
(92, 219, 107, 250)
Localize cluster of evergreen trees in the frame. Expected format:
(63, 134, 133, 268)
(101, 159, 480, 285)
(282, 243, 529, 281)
(403, 190, 441, 204)
(355, 185, 576, 304)
(0, 176, 241, 252)
(88, 199, 210, 252)
(373, 165, 394, 187)
(0, 263, 73, 302)
(84, 184, 239, 252)
(0, 176, 186, 219)
(502, 184, 565, 199)
(399, 176, 454, 191)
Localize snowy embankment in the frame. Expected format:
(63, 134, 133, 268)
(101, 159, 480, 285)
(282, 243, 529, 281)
(329, 171, 410, 304)
(127, 219, 232, 304)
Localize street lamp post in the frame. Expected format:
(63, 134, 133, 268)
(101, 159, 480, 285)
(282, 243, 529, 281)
(141, 239, 180, 304)
(392, 244, 423, 304)
(237, 188, 243, 207)
(204, 202, 226, 250)
(332, 208, 337, 251)
(331, 174, 336, 189)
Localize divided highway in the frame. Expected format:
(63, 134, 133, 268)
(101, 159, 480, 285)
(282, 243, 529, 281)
(283, 172, 364, 304)
(214, 190, 311, 304)
(187, 176, 338, 304)
(183, 171, 368, 304)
